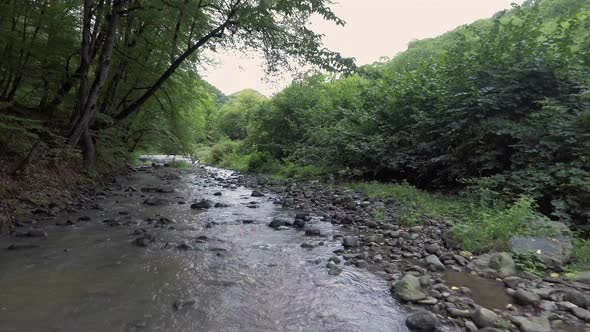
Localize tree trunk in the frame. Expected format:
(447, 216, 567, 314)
(81, 128, 96, 168)
(68, 0, 122, 167)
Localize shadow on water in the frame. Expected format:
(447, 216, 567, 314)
(0, 165, 408, 332)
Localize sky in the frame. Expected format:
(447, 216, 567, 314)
(201, 0, 524, 97)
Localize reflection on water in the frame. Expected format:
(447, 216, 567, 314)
(0, 166, 408, 332)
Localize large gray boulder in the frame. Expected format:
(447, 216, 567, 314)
(392, 274, 426, 302)
(510, 221, 572, 271)
(511, 240, 571, 271)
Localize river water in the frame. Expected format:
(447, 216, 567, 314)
(0, 166, 408, 332)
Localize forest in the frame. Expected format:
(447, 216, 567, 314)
(0, 0, 352, 209)
(1, 0, 589, 252)
(203, 0, 590, 239)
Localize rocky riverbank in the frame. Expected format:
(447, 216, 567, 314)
(3, 163, 590, 332)
(237, 172, 590, 332)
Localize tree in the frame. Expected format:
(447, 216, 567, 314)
(64, 0, 355, 166)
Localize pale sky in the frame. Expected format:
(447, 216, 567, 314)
(202, 0, 524, 96)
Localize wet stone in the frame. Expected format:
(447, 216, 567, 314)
(191, 199, 213, 209)
(173, 298, 197, 311)
(7, 243, 40, 250)
(293, 219, 306, 228)
(143, 197, 168, 206)
(304, 228, 321, 236)
(405, 311, 439, 331)
(513, 289, 540, 305)
(251, 190, 265, 197)
(571, 307, 590, 322)
(342, 236, 359, 248)
(177, 241, 194, 251)
(355, 260, 369, 268)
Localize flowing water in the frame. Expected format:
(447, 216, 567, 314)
(0, 166, 408, 332)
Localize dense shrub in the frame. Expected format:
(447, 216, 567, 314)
(235, 0, 590, 228)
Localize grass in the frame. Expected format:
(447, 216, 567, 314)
(347, 182, 477, 225)
(346, 182, 557, 253)
(569, 238, 590, 271)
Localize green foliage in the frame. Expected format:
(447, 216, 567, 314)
(514, 251, 549, 277)
(348, 182, 476, 224)
(570, 238, 590, 270)
(218, 0, 590, 229)
(210, 90, 267, 140)
(452, 196, 551, 252)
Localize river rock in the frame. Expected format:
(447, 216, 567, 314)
(355, 260, 368, 268)
(177, 241, 194, 250)
(7, 243, 40, 250)
(191, 199, 212, 209)
(502, 276, 523, 289)
(564, 290, 590, 308)
(472, 307, 499, 328)
(447, 308, 471, 318)
(143, 197, 167, 206)
(251, 190, 265, 197)
(468, 252, 516, 278)
(571, 307, 590, 322)
(141, 186, 175, 193)
(511, 316, 551, 332)
(173, 298, 197, 311)
(393, 274, 426, 302)
(489, 252, 516, 277)
(214, 203, 229, 208)
(425, 255, 446, 271)
(425, 243, 440, 254)
(305, 228, 321, 236)
(268, 218, 286, 228)
(26, 229, 48, 238)
(294, 219, 306, 228)
(328, 265, 342, 276)
(405, 311, 439, 331)
(513, 289, 540, 305)
(133, 233, 156, 247)
(342, 236, 358, 248)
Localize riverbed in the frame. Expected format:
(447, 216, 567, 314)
(0, 165, 408, 332)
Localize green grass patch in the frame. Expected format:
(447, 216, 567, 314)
(271, 162, 337, 181)
(569, 238, 590, 271)
(347, 182, 475, 225)
(346, 182, 556, 253)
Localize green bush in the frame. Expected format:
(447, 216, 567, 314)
(452, 196, 551, 253)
